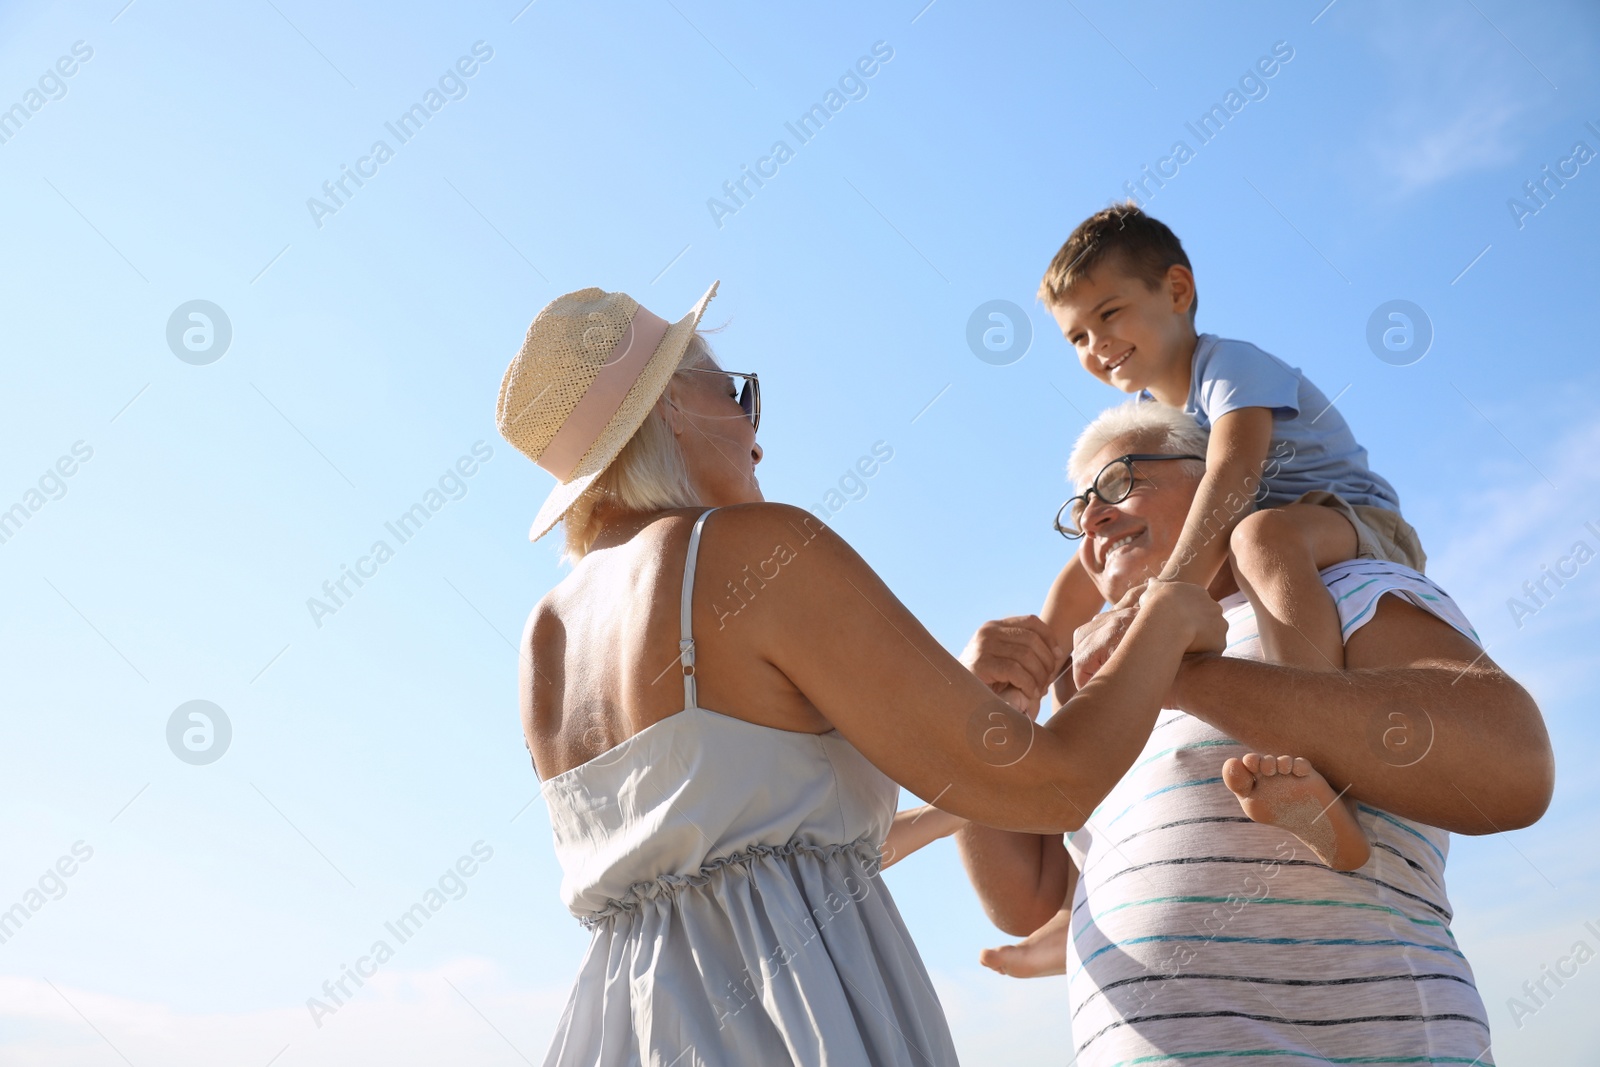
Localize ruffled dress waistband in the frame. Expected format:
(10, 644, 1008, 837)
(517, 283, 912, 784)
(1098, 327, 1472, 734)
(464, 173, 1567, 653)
(577, 836, 883, 929)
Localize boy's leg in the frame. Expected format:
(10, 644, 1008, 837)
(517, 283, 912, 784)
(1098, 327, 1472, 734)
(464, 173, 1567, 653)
(1225, 506, 1371, 869)
(1222, 753, 1371, 871)
(1228, 503, 1358, 672)
(979, 900, 1072, 978)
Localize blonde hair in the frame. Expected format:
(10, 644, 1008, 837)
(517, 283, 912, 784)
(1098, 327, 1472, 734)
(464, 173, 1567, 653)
(1067, 401, 1208, 489)
(560, 334, 715, 561)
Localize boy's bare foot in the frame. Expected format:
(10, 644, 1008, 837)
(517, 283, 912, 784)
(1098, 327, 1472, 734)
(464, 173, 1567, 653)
(1222, 753, 1371, 871)
(979, 911, 1070, 978)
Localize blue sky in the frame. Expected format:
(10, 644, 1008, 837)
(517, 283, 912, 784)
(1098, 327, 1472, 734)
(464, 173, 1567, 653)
(1, 0, 1596, 1063)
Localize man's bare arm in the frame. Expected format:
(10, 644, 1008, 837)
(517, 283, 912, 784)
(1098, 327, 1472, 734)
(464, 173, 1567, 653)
(1168, 595, 1553, 834)
(954, 612, 1078, 934)
(954, 584, 1220, 934)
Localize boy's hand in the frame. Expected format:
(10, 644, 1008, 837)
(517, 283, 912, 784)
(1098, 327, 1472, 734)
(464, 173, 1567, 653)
(1141, 579, 1228, 656)
(1070, 583, 1146, 690)
(959, 615, 1064, 716)
(1073, 581, 1226, 690)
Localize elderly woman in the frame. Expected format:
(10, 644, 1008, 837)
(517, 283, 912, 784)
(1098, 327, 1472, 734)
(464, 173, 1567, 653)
(496, 282, 1224, 1066)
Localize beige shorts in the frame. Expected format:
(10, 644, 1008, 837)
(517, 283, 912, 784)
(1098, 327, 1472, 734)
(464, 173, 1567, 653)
(1293, 490, 1427, 573)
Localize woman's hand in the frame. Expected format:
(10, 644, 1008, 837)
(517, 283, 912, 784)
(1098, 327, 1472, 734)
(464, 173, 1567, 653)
(959, 615, 1064, 717)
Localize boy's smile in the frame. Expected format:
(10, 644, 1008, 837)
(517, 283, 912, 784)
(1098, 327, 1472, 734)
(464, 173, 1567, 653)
(1047, 255, 1199, 407)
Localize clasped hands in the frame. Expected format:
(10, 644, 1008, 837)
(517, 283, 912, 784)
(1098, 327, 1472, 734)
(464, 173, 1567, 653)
(958, 582, 1188, 716)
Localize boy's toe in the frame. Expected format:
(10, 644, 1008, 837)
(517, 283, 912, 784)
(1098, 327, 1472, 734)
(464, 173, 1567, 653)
(1222, 757, 1256, 797)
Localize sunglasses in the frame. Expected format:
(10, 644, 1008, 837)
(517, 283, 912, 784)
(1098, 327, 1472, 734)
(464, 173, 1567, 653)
(1053, 452, 1204, 539)
(684, 367, 760, 432)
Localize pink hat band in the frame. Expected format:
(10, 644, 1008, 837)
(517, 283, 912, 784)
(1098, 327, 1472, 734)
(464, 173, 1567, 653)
(534, 305, 671, 481)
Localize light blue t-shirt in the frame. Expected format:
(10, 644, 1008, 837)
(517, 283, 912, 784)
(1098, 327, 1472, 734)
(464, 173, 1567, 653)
(1143, 333, 1401, 511)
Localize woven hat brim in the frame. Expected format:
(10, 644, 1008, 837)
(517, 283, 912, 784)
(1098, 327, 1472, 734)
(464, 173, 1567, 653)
(527, 281, 719, 543)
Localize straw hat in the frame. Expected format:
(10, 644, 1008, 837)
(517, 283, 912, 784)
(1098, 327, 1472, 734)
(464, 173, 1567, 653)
(496, 281, 719, 542)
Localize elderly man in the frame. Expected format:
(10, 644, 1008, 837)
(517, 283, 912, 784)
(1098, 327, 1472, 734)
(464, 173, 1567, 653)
(955, 400, 1553, 1065)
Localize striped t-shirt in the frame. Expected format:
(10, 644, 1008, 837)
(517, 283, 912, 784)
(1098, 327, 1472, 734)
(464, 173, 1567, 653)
(1064, 560, 1493, 1066)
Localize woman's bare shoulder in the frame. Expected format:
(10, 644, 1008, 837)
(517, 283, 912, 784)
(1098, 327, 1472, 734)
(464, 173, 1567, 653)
(696, 504, 849, 587)
(703, 502, 835, 548)
(523, 504, 840, 642)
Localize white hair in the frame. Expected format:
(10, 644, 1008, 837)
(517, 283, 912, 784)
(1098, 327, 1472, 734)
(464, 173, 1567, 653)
(560, 333, 715, 562)
(1066, 400, 1208, 488)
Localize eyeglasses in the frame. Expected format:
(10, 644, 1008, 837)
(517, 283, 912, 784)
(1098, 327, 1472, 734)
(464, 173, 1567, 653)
(1053, 453, 1204, 539)
(684, 368, 760, 432)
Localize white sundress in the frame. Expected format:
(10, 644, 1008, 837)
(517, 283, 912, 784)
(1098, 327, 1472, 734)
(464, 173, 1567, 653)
(538, 507, 961, 1067)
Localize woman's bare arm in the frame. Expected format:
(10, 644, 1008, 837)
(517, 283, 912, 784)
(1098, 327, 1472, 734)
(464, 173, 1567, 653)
(714, 504, 1224, 834)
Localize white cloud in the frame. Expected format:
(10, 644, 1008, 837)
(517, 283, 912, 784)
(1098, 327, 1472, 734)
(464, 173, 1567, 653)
(1384, 99, 1526, 194)
(1357, 6, 1543, 195)
(1425, 411, 1600, 658)
(0, 959, 571, 1067)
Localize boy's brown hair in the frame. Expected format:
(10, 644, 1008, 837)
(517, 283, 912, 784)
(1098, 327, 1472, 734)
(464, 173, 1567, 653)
(1038, 202, 1198, 320)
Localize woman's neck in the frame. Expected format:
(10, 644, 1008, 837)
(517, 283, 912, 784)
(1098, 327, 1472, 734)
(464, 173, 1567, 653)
(587, 501, 694, 551)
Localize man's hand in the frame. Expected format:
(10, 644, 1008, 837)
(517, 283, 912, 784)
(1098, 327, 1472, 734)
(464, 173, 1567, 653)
(959, 616, 1064, 717)
(1070, 583, 1146, 690)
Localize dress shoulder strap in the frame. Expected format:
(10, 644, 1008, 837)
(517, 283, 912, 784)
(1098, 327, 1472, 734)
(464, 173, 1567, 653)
(677, 508, 720, 713)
